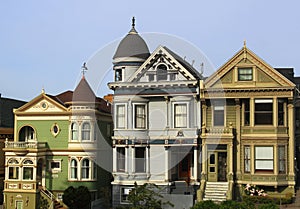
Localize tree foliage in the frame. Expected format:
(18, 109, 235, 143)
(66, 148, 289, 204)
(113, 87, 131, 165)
(62, 186, 91, 209)
(127, 182, 173, 209)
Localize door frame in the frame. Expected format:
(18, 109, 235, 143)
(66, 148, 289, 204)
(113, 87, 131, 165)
(207, 150, 227, 182)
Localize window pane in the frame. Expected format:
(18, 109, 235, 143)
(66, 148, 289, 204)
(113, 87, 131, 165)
(115, 69, 122, 81)
(174, 104, 187, 128)
(9, 167, 19, 179)
(71, 123, 78, 140)
(135, 147, 146, 173)
(117, 147, 125, 172)
(117, 105, 125, 129)
(70, 159, 78, 179)
(255, 100, 273, 125)
(278, 146, 286, 173)
(157, 64, 168, 81)
(214, 103, 224, 126)
(82, 159, 90, 179)
(135, 105, 146, 129)
(244, 146, 250, 172)
(23, 167, 33, 180)
(278, 100, 284, 126)
(255, 146, 273, 171)
(238, 68, 253, 81)
(82, 123, 90, 140)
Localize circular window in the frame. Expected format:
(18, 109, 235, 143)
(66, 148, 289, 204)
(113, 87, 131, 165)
(51, 123, 60, 137)
(41, 102, 48, 110)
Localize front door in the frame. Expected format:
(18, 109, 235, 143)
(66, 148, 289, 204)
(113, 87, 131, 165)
(179, 153, 191, 179)
(208, 151, 227, 182)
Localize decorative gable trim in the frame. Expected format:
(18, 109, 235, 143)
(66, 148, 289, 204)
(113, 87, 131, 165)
(205, 46, 295, 88)
(15, 92, 68, 115)
(128, 46, 199, 83)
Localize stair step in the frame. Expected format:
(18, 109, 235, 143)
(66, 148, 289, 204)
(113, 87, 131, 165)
(203, 182, 229, 203)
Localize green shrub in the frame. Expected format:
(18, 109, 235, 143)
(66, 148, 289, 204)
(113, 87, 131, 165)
(220, 200, 246, 209)
(257, 203, 279, 209)
(191, 200, 218, 209)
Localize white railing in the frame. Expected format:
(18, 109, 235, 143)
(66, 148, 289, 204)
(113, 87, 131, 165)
(5, 140, 47, 149)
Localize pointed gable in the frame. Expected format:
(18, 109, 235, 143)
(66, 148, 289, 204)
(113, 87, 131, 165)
(15, 92, 68, 114)
(128, 46, 203, 83)
(205, 46, 295, 89)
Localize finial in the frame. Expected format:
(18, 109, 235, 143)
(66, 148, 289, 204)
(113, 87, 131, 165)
(42, 88, 45, 94)
(129, 16, 137, 34)
(243, 39, 247, 48)
(81, 62, 88, 76)
(132, 16, 135, 28)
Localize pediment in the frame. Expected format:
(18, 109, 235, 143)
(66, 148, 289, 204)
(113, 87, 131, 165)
(15, 93, 68, 114)
(205, 46, 295, 89)
(128, 46, 202, 84)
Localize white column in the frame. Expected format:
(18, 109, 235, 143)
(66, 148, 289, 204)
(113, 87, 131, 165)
(113, 147, 117, 172)
(288, 103, 295, 176)
(194, 146, 198, 180)
(146, 146, 150, 177)
(131, 146, 135, 173)
(165, 147, 170, 181)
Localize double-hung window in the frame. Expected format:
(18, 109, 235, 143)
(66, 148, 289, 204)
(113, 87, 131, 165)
(135, 147, 146, 173)
(174, 103, 187, 128)
(244, 146, 251, 173)
(116, 105, 126, 129)
(117, 147, 125, 172)
(213, 101, 225, 126)
(254, 99, 273, 125)
(238, 68, 253, 81)
(255, 146, 273, 172)
(134, 104, 146, 129)
(278, 146, 286, 173)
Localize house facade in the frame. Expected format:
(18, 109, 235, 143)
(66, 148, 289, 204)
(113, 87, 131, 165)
(200, 43, 296, 201)
(3, 76, 112, 209)
(109, 20, 203, 208)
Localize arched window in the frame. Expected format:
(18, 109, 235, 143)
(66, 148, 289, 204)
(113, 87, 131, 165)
(71, 122, 78, 140)
(70, 159, 78, 179)
(8, 158, 19, 180)
(156, 64, 168, 81)
(81, 159, 91, 179)
(23, 159, 34, 180)
(19, 126, 35, 142)
(82, 122, 91, 141)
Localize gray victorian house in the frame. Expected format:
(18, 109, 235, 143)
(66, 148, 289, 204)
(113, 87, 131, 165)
(108, 19, 203, 208)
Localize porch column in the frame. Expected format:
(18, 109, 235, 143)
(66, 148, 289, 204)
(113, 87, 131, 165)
(288, 102, 295, 176)
(201, 143, 207, 180)
(229, 143, 233, 175)
(273, 97, 278, 127)
(194, 146, 198, 180)
(235, 99, 241, 176)
(131, 146, 135, 173)
(165, 147, 170, 181)
(146, 146, 150, 177)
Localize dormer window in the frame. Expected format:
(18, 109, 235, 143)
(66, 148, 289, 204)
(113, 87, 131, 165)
(156, 64, 168, 81)
(115, 68, 123, 81)
(238, 67, 253, 81)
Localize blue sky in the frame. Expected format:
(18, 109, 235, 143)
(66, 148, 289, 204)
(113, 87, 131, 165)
(1, 0, 300, 101)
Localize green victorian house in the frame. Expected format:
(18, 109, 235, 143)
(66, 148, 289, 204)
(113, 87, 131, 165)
(3, 75, 112, 209)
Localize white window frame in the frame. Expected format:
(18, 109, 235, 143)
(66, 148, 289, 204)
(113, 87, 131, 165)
(133, 103, 147, 129)
(173, 102, 189, 128)
(7, 158, 20, 181)
(117, 147, 126, 172)
(48, 159, 62, 173)
(69, 158, 79, 180)
(70, 122, 79, 141)
(120, 187, 133, 203)
(255, 146, 274, 172)
(81, 122, 91, 141)
(115, 104, 127, 129)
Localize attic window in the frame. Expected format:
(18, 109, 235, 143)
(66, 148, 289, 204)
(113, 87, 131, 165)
(238, 68, 253, 81)
(115, 68, 123, 82)
(157, 64, 168, 81)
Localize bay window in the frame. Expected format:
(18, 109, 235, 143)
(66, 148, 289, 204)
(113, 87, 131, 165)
(116, 105, 126, 129)
(135, 147, 146, 173)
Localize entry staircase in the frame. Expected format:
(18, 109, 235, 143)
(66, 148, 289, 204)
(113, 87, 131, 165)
(203, 182, 228, 202)
(40, 186, 67, 209)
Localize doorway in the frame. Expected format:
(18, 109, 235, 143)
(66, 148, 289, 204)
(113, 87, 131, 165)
(179, 153, 191, 179)
(208, 151, 227, 182)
